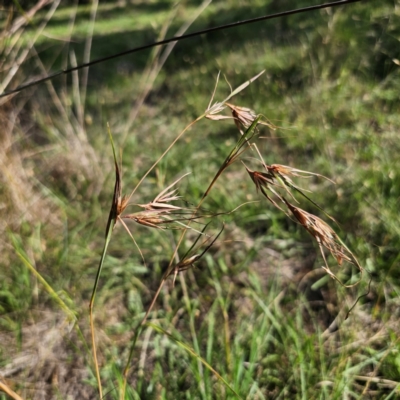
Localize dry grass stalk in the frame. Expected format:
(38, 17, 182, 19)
(0, 381, 23, 400)
(221, 101, 278, 170)
(90, 127, 129, 399)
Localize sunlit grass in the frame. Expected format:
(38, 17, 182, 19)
(1, 1, 400, 399)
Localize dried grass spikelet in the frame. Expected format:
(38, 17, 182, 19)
(136, 174, 186, 211)
(204, 70, 265, 123)
(169, 254, 202, 286)
(244, 165, 275, 191)
(225, 102, 276, 133)
(267, 164, 335, 187)
(205, 101, 230, 122)
(122, 174, 190, 230)
(123, 211, 168, 229)
(168, 223, 224, 285)
(243, 163, 286, 211)
(282, 197, 363, 287)
(245, 161, 335, 217)
(105, 146, 129, 235)
(265, 163, 336, 213)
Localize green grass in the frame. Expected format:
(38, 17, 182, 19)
(1, 0, 400, 399)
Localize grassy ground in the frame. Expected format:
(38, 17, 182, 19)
(1, 0, 400, 399)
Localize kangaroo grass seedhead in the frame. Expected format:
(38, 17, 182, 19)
(204, 70, 265, 122)
(244, 161, 337, 222)
(204, 71, 227, 121)
(268, 164, 335, 184)
(205, 101, 231, 121)
(282, 197, 362, 287)
(168, 223, 224, 285)
(136, 173, 189, 211)
(122, 173, 205, 231)
(124, 211, 168, 229)
(283, 197, 337, 247)
(105, 126, 130, 236)
(244, 164, 275, 191)
(226, 102, 277, 133)
(226, 102, 258, 131)
(243, 163, 287, 211)
(266, 163, 339, 222)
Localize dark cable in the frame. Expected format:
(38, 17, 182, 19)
(0, 0, 362, 98)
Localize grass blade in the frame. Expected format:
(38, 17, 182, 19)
(11, 235, 76, 323)
(147, 323, 243, 400)
(89, 125, 121, 399)
(223, 70, 265, 102)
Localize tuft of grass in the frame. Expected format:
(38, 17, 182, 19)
(2, 1, 400, 399)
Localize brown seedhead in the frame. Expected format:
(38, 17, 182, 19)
(245, 165, 275, 191)
(122, 174, 193, 230)
(268, 164, 335, 183)
(226, 102, 276, 133)
(282, 197, 362, 286)
(136, 174, 188, 211)
(244, 163, 287, 211)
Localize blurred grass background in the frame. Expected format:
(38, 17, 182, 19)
(1, 0, 400, 399)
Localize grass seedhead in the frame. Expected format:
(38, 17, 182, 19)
(124, 212, 167, 229)
(268, 164, 335, 183)
(205, 71, 228, 121)
(244, 163, 287, 211)
(282, 197, 362, 287)
(205, 101, 231, 121)
(244, 164, 275, 191)
(168, 223, 224, 285)
(267, 163, 335, 197)
(123, 208, 207, 231)
(226, 102, 258, 131)
(283, 197, 338, 251)
(122, 174, 199, 230)
(170, 254, 201, 286)
(136, 173, 189, 211)
(105, 126, 130, 236)
(204, 70, 265, 122)
(123, 209, 200, 231)
(262, 163, 338, 221)
(226, 102, 276, 133)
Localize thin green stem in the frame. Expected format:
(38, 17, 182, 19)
(89, 228, 113, 400)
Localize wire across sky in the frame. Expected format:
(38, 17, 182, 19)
(0, 0, 362, 98)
